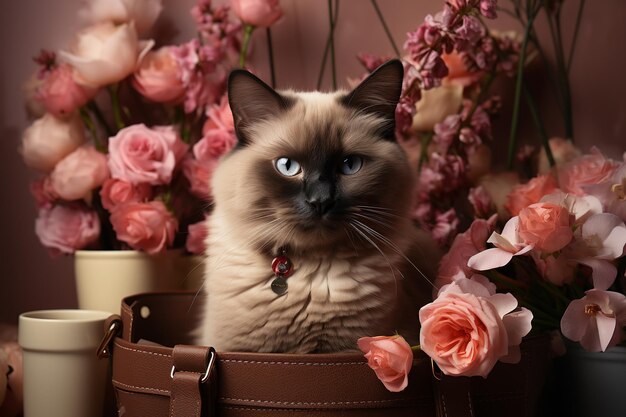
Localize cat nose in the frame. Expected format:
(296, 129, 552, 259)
(306, 197, 335, 216)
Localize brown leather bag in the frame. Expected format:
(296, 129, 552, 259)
(100, 292, 551, 417)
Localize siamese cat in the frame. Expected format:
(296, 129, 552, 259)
(198, 60, 438, 353)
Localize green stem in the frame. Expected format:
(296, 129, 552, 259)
(328, 0, 337, 90)
(523, 85, 555, 167)
(547, 10, 573, 140)
(107, 85, 125, 130)
(411, 345, 421, 353)
(370, 0, 400, 58)
(87, 101, 114, 138)
(316, 0, 340, 90)
(266, 27, 276, 88)
(567, 0, 586, 74)
(506, 12, 535, 169)
(80, 107, 105, 152)
(239, 24, 254, 68)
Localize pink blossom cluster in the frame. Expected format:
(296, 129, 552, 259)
(439, 149, 626, 353)
(20, 0, 264, 257)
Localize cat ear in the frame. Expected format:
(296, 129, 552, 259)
(228, 70, 293, 145)
(341, 59, 404, 139)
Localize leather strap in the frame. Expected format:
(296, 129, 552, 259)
(170, 345, 215, 417)
(434, 375, 474, 417)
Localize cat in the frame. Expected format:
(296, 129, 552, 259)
(197, 60, 439, 353)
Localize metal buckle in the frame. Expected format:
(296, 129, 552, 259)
(170, 347, 216, 384)
(97, 318, 122, 359)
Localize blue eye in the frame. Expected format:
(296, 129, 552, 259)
(340, 155, 363, 175)
(275, 157, 301, 176)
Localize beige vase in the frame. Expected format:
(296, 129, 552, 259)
(74, 250, 205, 314)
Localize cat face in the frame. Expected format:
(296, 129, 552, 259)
(211, 61, 415, 254)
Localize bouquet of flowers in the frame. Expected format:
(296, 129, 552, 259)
(20, 0, 282, 256)
(355, 0, 626, 392)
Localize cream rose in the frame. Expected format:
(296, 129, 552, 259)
(49, 146, 109, 200)
(60, 22, 153, 88)
(80, 0, 163, 35)
(412, 84, 463, 132)
(21, 113, 86, 172)
(132, 47, 185, 103)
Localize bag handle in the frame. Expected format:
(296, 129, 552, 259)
(97, 314, 122, 359)
(170, 345, 217, 417)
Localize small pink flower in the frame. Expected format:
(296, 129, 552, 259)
(505, 174, 558, 216)
(231, 0, 283, 28)
(182, 157, 219, 200)
(35, 204, 100, 255)
(110, 201, 178, 255)
(558, 149, 617, 196)
(420, 276, 532, 377)
(479, 0, 497, 19)
(357, 335, 413, 392)
(468, 186, 495, 218)
(132, 47, 186, 103)
(561, 290, 626, 352)
(186, 220, 209, 254)
(108, 124, 188, 185)
(431, 209, 459, 245)
(49, 146, 109, 200)
(30, 177, 57, 208)
(518, 202, 573, 253)
(37, 64, 96, 117)
(468, 216, 534, 270)
(194, 128, 236, 161)
(100, 178, 152, 211)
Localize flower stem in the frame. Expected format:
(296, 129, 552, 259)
(370, 0, 400, 58)
(317, 0, 340, 90)
(567, 0, 586, 74)
(411, 344, 421, 353)
(87, 101, 113, 138)
(266, 27, 276, 88)
(239, 24, 254, 68)
(107, 85, 125, 131)
(328, 0, 337, 90)
(80, 107, 105, 152)
(506, 12, 535, 169)
(523, 84, 555, 167)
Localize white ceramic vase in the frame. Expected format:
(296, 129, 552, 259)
(74, 250, 204, 314)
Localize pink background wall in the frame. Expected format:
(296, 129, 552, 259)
(2, 0, 625, 323)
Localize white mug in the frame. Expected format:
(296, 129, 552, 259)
(18, 309, 111, 417)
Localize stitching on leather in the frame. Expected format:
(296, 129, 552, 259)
(220, 397, 412, 406)
(113, 379, 170, 394)
(170, 386, 176, 417)
(220, 359, 366, 366)
(467, 391, 474, 417)
(441, 392, 447, 417)
(115, 341, 171, 358)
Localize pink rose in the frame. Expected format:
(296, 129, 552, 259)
(37, 64, 96, 117)
(420, 277, 532, 377)
(357, 335, 413, 392)
(20, 113, 86, 172)
(558, 149, 617, 196)
(110, 201, 178, 254)
(35, 204, 100, 255)
(132, 47, 185, 103)
(518, 202, 573, 253)
(100, 178, 152, 210)
(108, 124, 188, 185)
(205, 95, 235, 132)
(30, 177, 57, 208)
(186, 220, 209, 254)
(182, 157, 218, 200)
(505, 174, 558, 216)
(49, 146, 109, 200)
(538, 137, 581, 174)
(561, 290, 626, 352)
(231, 0, 283, 27)
(193, 128, 236, 161)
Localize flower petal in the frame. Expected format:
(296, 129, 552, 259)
(578, 258, 617, 290)
(467, 248, 514, 270)
(595, 314, 617, 352)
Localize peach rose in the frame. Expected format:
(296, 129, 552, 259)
(558, 149, 618, 196)
(505, 174, 558, 216)
(35, 204, 100, 255)
(132, 47, 185, 103)
(100, 178, 152, 210)
(108, 124, 187, 185)
(538, 137, 581, 174)
(231, 0, 283, 27)
(357, 335, 413, 392)
(79, 0, 163, 35)
(420, 277, 532, 377)
(193, 128, 236, 161)
(20, 113, 86, 172)
(60, 22, 153, 88)
(204, 95, 235, 132)
(518, 202, 573, 253)
(37, 64, 97, 117)
(186, 220, 209, 254)
(50, 146, 109, 200)
(110, 201, 178, 254)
